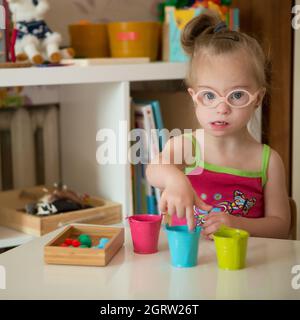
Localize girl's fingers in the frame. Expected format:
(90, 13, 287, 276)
(159, 197, 168, 214)
(176, 204, 185, 219)
(186, 206, 195, 231)
(206, 212, 223, 219)
(203, 214, 221, 227)
(194, 196, 213, 212)
(167, 203, 176, 217)
(207, 234, 214, 240)
(202, 222, 220, 237)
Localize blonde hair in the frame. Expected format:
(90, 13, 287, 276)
(181, 10, 271, 101)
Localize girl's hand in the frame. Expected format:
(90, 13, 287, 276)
(202, 212, 235, 240)
(159, 173, 212, 231)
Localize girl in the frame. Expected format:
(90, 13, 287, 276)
(146, 11, 290, 239)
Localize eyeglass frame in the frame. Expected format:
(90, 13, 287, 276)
(188, 87, 264, 109)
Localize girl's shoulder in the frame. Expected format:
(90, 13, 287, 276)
(266, 147, 286, 178)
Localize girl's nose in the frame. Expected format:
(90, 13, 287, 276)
(216, 102, 231, 114)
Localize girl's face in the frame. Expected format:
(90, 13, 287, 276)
(188, 50, 266, 137)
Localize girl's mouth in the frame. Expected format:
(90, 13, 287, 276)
(210, 121, 229, 129)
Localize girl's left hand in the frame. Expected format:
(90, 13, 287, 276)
(202, 212, 235, 240)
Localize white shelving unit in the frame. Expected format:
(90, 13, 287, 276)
(0, 62, 187, 219)
(0, 62, 186, 86)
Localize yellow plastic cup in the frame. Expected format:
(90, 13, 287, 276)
(69, 23, 109, 58)
(108, 21, 162, 61)
(213, 226, 249, 271)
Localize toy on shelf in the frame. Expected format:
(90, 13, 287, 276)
(7, 0, 74, 64)
(163, 6, 203, 62)
(69, 20, 109, 59)
(162, 0, 239, 62)
(157, 0, 195, 22)
(0, 86, 28, 108)
(108, 21, 162, 61)
(24, 183, 92, 216)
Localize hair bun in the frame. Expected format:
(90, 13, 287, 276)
(181, 10, 222, 56)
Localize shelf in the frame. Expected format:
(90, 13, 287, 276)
(0, 62, 187, 87)
(0, 61, 188, 221)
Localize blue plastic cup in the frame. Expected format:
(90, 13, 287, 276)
(165, 225, 202, 268)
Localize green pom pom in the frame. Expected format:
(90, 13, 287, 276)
(79, 244, 88, 248)
(78, 234, 92, 248)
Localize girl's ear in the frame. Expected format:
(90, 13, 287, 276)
(256, 87, 266, 108)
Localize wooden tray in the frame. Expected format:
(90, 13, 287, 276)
(0, 186, 122, 236)
(44, 225, 124, 266)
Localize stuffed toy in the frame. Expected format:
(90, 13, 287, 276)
(24, 184, 92, 216)
(7, 0, 74, 64)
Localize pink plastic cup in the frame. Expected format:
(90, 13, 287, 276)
(128, 214, 162, 254)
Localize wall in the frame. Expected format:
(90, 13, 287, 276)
(231, 0, 293, 191)
(293, 0, 300, 239)
(47, 0, 159, 46)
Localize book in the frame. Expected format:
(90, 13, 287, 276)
(132, 104, 148, 213)
(133, 103, 159, 214)
(233, 8, 240, 32)
(135, 104, 160, 162)
(0, 0, 6, 63)
(229, 8, 240, 31)
(3, 0, 10, 62)
(134, 99, 167, 213)
(135, 99, 166, 151)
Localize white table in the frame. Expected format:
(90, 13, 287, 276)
(0, 226, 34, 250)
(0, 224, 300, 300)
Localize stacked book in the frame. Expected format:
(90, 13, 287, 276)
(131, 100, 166, 215)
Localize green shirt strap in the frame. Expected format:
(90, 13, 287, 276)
(261, 144, 271, 187)
(182, 132, 201, 172)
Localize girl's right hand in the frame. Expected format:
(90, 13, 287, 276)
(159, 172, 212, 230)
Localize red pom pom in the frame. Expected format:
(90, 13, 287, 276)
(72, 240, 81, 247)
(64, 238, 73, 245)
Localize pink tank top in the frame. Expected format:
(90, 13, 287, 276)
(172, 133, 271, 226)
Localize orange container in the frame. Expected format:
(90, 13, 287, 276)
(108, 21, 161, 61)
(69, 23, 109, 58)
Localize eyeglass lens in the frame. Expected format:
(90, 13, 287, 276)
(197, 90, 251, 108)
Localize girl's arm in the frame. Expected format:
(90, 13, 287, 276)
(146, 135, 212, 230)
(146, 135, 186, 189)
(234, 149, 291, 238)
(203, 150, 291, 239)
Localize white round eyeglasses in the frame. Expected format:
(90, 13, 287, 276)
(190, 88, 262, 109)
